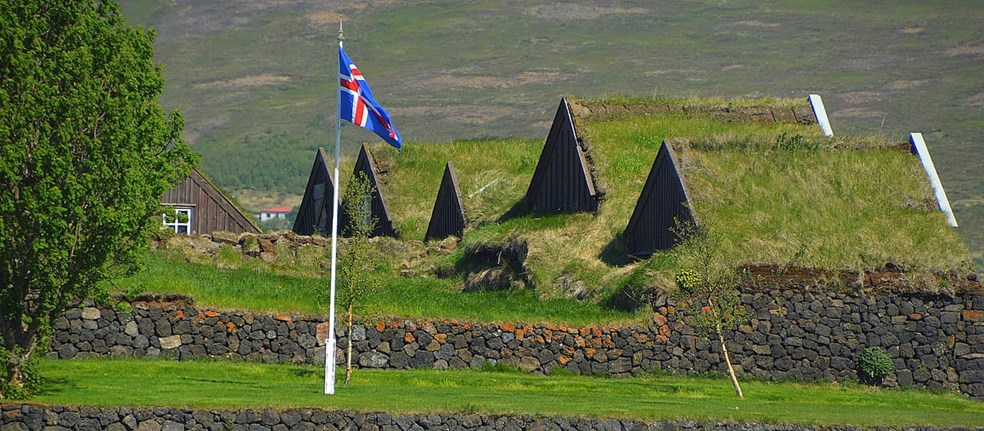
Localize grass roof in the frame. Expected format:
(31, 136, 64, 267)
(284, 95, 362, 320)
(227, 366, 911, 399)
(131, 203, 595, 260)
(341, 96, 972, 300)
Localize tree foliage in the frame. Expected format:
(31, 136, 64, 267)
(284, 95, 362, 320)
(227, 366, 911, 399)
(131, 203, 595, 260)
(673, 221, 750, 399)
(0, 0, 195, 398)
(338, 172, 379, 385)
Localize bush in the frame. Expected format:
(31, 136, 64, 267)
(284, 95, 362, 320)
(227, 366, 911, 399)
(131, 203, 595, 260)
(0, 347, 44, 399)
(674, 269, 702, 293)
(859, 347, 893, 385)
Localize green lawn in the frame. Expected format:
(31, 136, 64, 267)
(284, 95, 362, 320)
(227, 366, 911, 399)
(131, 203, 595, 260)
(33, 358, 984, 427)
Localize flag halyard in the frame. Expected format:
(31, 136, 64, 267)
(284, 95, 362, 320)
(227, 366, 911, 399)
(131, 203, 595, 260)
(339, 47, 402, 150)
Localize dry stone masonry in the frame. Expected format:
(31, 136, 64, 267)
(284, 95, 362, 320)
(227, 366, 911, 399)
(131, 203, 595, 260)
(50, 289, 984, 398)
(3, 405, 982, 431)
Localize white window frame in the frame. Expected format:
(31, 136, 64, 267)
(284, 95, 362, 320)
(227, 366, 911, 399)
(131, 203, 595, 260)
(163, 206, 193, 235)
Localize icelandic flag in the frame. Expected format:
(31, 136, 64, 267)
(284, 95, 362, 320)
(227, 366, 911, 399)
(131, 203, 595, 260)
(339, 46, 402, 150)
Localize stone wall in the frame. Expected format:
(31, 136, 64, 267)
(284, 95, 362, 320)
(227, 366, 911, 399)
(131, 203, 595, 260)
(4, 404, 981, 431)
(49, 289, 984, 398)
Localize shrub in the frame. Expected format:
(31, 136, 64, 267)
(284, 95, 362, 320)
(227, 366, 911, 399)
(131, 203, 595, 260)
(674, 269, 702, 293)
(0, 347, 44, 399)
(859, 346, 893, 385)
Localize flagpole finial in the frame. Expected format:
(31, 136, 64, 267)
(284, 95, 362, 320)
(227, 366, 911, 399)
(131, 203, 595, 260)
(338, 21, 345, 42)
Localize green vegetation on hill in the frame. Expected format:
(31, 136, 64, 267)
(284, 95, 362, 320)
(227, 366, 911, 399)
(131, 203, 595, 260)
(32, 358, 984, 427)
(125, 97, 973, 323)
(118, 0, 983, 261)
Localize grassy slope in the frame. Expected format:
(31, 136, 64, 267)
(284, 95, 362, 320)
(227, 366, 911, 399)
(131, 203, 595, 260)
(686, 143, 966, 271)
(33, 358, 984, 427)
(118, 0, 984, 260)
(122, 252, 640, 326)
(373, 98, 969, 297)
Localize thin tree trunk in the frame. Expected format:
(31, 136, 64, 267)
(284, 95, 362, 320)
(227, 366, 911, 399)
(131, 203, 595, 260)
(344, 301, 353, 385)
(717, 327, 744, 399)
(707, 297, 743, 399)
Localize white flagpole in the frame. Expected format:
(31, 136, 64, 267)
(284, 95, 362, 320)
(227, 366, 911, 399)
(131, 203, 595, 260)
(325, 21, 344, 395)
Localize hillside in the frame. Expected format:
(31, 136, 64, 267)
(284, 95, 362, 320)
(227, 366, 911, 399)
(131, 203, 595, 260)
(117, 0, 984, 264)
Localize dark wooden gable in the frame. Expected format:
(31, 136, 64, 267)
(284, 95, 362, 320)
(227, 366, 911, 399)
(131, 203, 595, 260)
(425, 162, 466, 241)
(623, 141, 696, 257)
(524, 98, 599, 213)
(342, 144, 396, 238)
(292, 147, 336, 236)
(162, 169, 260, 235)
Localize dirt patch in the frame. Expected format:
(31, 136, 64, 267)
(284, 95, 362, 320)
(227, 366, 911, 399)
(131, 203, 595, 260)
(306, 11, 347, 28)
(735, 20, 780, 28)
(831, 107, 887, 119)
(518, 70, 565, 85)
(883, 80, 929, 91)
(966, 92, 984, 107)
(839, 91, 886, 104)
(944, 44, 984, 58)
(421, 70, 566, 90)
(524, 4, 648, 21)
(193, 73, 291, 90)
(425, 75, 510, 89)
(721, 64, 744, 72)
(399, 104, 512, 127)
(901, 26, 924, 34)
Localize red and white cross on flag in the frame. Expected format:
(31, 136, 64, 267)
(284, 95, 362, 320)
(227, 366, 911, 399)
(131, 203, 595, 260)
(339, 46, 402, 150)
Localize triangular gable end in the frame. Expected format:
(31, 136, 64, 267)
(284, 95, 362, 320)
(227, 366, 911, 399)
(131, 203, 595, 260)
(425, 161, 467, 241)
(524, 98, 599, 214)
(162, 169, 261, 235)
(623, 141, 696, 258)
(343, 144, 396, 238)
(292, 147, 336, 236)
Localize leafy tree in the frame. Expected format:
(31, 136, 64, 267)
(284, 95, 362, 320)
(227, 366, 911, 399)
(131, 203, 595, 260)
(673, 222, 750, 399)
(339, 173, 379, 384)
(0, 0, 195, 398)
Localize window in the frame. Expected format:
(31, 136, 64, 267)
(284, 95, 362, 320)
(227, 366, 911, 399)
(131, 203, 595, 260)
(163, 207, 192, 234)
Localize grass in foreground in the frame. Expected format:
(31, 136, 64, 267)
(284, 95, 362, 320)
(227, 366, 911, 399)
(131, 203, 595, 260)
(33, 358, 984, 427)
